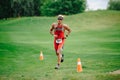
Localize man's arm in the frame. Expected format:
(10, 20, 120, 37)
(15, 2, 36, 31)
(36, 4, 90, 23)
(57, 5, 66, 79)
(50, 24, 54, 35)
(64, 25, 71, 37)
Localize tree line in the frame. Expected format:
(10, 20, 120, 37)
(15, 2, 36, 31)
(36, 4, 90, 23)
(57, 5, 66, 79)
(108, 0, 120, 10)
(0, 0, 86, 19)
(0, 0, 120, 19)
(0, 0, 43, 19)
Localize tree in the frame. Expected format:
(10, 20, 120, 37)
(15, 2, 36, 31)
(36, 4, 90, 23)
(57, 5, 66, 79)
(11, 0, 45, 17)
(0, 0, 46, 19)
(0, 0, 12, 19)
(33, 0, 46, 16)
(41, 0, 86, 16)
(108, 0, 120, 10)
(0, 0, 86, 18)
(11, 0, 35, 17)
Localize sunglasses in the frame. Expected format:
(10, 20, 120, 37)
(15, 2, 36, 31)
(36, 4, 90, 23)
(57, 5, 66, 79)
(58, 17, 63, 20)
(58, 19, 63, 20)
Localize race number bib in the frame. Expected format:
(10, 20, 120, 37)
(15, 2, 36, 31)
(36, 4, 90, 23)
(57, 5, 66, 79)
(56, 39, 62, 43)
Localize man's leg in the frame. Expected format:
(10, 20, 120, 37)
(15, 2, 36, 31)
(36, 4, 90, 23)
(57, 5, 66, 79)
(56, 42, 64, 68)
(54, 49, 61, 69)
(56, 46, 61, 64)
(54, 39, 64, 69)
(54, 40, 60, 69)
(57, 39, 64, 63)
(57, 51, 61, 65)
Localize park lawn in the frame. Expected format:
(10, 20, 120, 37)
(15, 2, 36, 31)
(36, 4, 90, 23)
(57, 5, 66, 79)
(0, 10, 120, 80)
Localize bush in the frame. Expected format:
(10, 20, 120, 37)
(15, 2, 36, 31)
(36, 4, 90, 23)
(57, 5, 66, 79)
(108, 0, 120, 10)
(11, 0, 41, 17)
(41, 0, 86, 16)
(0, 0, 43, 19)
(0, 0, 12, 19)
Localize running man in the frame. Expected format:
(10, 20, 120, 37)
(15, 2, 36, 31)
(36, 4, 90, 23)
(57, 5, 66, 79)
(50, 15, 71, 69)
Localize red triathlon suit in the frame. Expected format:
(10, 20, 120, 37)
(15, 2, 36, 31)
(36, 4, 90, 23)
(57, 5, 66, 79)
(54, 24, 65, 53)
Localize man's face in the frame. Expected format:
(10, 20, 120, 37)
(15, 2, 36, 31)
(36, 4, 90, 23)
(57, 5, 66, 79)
(58, 19, 62, 24)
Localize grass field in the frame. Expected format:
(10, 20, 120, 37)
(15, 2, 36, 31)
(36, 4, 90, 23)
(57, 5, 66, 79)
(0, 10, 120, 80)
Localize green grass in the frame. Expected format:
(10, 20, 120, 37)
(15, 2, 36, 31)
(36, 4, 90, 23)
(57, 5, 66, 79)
(0, 10, 120, 80)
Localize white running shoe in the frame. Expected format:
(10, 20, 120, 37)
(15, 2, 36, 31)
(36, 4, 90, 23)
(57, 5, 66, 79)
(55, 64, 60, 69)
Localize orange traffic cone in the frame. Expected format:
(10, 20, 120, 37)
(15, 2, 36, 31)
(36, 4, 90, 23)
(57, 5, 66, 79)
(40, 51, 43, 60)
(77, 58, 82, 72)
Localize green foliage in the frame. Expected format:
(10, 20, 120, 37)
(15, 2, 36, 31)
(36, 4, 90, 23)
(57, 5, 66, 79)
(41, 0, 86, 16)
(12, 0, 34, 17)
(0, 0, 12, 19)
(108, 0, 120, 10)
(11, 0, 42, 17)
(0, 0, 86, 18)
(41, 1, 59, 16)
(33, 0, 42, 15)
(0, 0, 44, 18)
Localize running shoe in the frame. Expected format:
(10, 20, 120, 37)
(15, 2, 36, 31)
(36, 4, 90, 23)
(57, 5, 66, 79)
(55, 64, 60, 69)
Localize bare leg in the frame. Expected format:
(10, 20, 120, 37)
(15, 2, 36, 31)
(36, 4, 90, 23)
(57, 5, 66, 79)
(57, 50, 62, 65)
(55, 41, 64, 69)
(56, 45, 64, 64)
(54, 51, 61, 69)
